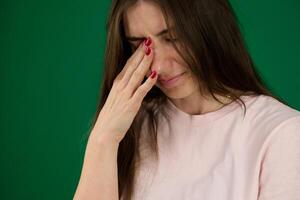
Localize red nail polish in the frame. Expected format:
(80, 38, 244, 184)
(144, 37, 152, 46)
(150, 70, 157, 79)
(145, 47, 151, 56)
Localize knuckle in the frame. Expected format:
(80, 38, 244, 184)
(114, 73, 123, 82)
(133, 70, 143, 78)
(136, 87, 146, 97)
(113, 78, 120, 86)
(134, 87, 141, 96)
(112, 79, 124, 91)
(124, 101, 135, 113)
(129, 99, 141, 110)
(122, 85, 131, 95)
(126, 57, 134, 66)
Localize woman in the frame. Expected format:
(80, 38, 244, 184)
(74, 0, 300, 199)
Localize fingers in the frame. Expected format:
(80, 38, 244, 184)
(131, 70, 158, 104)
(126, 44, 154, 95)
(119, 42, 146, 86)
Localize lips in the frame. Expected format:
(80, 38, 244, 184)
(158, 72, 185, 83)
(157, 72, 186, 89)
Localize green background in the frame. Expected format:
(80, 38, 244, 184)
(1, 0, 299, 199)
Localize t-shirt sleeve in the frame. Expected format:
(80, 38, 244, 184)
(258, 116, 300, 200)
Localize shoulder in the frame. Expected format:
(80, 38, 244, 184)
(237, 95, 300, 199)
(242, 94, 300, 133)
(225, 95, 300, 199)
(244, 94, 300, 118)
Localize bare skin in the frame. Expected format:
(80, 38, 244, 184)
(74, 1, 238, 199)
(73, 39, 157, 200)
(124, 1, 233, 115)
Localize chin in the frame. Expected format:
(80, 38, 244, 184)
(157, 79, 199, 99)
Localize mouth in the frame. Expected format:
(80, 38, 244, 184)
(158, 72, 186, 88)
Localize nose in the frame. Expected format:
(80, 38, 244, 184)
(148, 42, 171, 78)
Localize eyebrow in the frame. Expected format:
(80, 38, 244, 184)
(126, 27, 173, 42)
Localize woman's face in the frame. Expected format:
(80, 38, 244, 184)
(123, 1, 200, 99)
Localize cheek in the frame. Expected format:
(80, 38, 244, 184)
(168, 47, 190, 71)
(173, 57, 191, 73)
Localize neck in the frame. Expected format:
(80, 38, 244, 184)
(169, 91, 232, 115)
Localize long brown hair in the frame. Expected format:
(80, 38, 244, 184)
(91, 0, 284, 199)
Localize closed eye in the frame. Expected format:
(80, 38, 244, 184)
(165, 37, 178, 42)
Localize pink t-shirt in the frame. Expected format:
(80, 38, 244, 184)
(132, 94, 300, 200)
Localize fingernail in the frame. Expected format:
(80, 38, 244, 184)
(150, 70, 157, 79)
(145, 47, 151, 56)
(144, 37, 152, 46)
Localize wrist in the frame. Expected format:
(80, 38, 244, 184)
(88, 129, 120, 150)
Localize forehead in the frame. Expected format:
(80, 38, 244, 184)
(123, 1, 168, 37)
